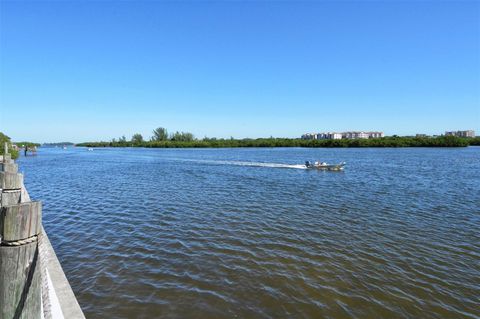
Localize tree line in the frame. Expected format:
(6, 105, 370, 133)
(77, 132, 480, 148)
(109, 127, 195, 145)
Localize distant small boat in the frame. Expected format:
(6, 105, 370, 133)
(305, 161, 346, 171)
(62, 146, 67, 150)
(87, 148, 93, 151)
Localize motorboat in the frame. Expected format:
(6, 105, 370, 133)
(305, 161, 346, 171)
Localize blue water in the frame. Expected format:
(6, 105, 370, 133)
(17, 147, 480, 318)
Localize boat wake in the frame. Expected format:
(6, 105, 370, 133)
(173, 158, 308, 169)
(212, 160, 308, 169)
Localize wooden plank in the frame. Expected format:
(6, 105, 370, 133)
(1, 190, 21, 207)
(20, 186, 31, 203)
(0, 172, 23, 189)
(0, 163, 19, 174)
(0, 202, 42, 242)
(0, 241, 41, 319)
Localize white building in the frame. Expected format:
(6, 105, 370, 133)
(445, 130, 475, 138)
(315, 132, 342, 140)
(301, 133, 317, 140)
(343, 131, 384, 139)
(301, 131, 384, 140)
(367, 132, 384, 138)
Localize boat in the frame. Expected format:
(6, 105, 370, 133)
(87, 148, 93, 151)
(305, 161, 346, 171)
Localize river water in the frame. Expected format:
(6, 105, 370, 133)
(18, 147, 479, 318)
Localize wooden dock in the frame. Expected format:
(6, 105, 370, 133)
(0, 143, 85, 319)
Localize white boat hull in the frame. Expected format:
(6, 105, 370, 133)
(305, 161, 346, 171)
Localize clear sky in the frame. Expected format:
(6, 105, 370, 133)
(0, 1, 479, 142)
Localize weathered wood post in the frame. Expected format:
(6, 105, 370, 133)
(0, 143, 42, 318)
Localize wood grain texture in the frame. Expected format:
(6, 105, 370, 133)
(1, 190, 22, 207)
(0, 163, 19, 174)
(0, 172, 23, 190)
(0, 202, 42, 242)
(0, 242, 41, 319)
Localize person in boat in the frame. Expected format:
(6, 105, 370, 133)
(24, 145, 28, 156)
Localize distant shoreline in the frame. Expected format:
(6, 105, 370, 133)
(76, 136, 479, 148)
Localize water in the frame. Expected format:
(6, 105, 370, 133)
(17, 147, 480, 319)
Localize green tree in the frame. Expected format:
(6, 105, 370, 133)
(119, 136, 127, 142)
(152, 127, 169, 141)
(131, 133, 144, 143)
(170, 131, 194, 142)
(0, 132, 19, 159)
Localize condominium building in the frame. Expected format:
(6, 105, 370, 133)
(316, 132, 343, 140)
(301, 132, 342, 140)
(301, 131, 384, 140)
(366, 131, 384, 138)
(301, 133, 317, 140)
(445, 130, 475, 138)
(341, 131, 384, 139)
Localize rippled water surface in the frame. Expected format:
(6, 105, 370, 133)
(18, 147, 480, 318)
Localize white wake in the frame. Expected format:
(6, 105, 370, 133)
(173, 158, 308, 169)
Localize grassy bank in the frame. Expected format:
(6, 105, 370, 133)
(77, 136, 478, 148)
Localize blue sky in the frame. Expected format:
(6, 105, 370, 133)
(0, 1, 479, 142)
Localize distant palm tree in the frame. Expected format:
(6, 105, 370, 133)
(131, 133, 144, 143)
(151, 127, 168, 141)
